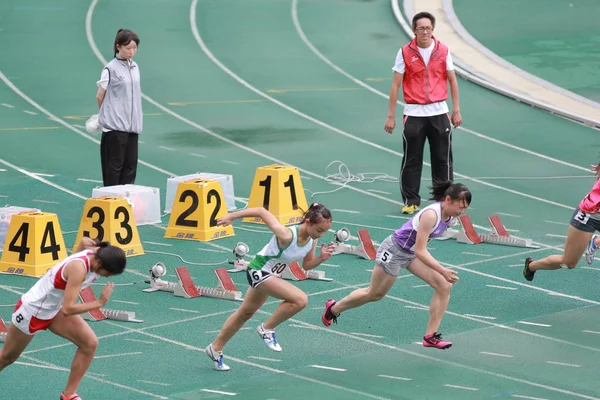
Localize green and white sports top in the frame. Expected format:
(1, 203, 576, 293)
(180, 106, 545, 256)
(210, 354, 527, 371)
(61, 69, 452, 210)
(247, 225, 313, 276)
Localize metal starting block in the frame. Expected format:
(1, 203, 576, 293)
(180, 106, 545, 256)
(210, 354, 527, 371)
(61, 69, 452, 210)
(79, 287, 143, 323)
(228, 259, 331, 282)
(437, 215, 539, 249)
(143, 264, 243, 301)
(331, 228, 376, 260)
(0, 317, 7, 342)
(282, 261, 331, 281)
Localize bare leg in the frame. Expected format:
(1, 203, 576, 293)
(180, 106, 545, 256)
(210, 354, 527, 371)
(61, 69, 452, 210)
(48, 313, 99, 396)
(258, 277, 308, 330)
(406, 258, 453, 335)
(530, 225, 592, 271)
(212, 286, 269, 351)
(331, 266, 397, 315)
(0, 323, 34, 371)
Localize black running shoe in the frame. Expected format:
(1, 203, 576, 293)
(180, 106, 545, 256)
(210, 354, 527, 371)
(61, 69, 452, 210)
(523, 257, 535, 281)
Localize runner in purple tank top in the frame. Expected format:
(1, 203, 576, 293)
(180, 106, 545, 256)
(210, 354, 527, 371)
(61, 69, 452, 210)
(322, 181, 471, 349)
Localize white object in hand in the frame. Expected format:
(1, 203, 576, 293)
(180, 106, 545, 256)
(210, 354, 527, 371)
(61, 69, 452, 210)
(85, 114, 101, 134)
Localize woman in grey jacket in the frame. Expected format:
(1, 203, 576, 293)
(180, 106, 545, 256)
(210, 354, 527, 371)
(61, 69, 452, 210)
(96, 29, 142, 187)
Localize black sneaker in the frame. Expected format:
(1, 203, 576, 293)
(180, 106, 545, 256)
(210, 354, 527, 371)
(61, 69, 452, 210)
(523, 257, 535, 281)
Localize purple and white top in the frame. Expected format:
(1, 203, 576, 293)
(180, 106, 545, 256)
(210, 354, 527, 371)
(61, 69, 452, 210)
(393, 202, 454, 254)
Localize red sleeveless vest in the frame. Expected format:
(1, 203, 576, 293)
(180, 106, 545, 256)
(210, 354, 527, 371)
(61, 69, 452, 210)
(401, 38, 448, 104)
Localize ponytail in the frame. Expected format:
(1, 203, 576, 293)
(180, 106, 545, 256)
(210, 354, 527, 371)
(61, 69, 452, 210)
(300, 202, 332, 224)
(429, 181, 472, 204)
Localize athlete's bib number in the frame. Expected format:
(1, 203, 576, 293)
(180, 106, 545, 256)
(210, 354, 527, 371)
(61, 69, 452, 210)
(376, 250, 393, 265)
(270, 262, 287, 275)
(575, 210, 590, 224)
(247, 269, 271, 288)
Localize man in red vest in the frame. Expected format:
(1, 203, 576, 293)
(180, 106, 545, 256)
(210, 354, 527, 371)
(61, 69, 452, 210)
(385, 12, 463, 215)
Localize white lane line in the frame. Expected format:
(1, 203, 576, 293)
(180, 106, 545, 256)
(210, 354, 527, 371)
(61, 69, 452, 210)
(486, 285, 517, 291)
(444, 384, 479, 391)
(310, 365, 347, 372)
(480, 351, 513, 358)
(377, 374, 412, 381)
(546, 361, 581, 368)
(517, 321, 551, 327)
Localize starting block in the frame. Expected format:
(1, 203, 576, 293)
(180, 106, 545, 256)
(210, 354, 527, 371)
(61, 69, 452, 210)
(143, 265, 243, 302)
(228, 259, 331, 282)
(282, 261, 331, 282)
(79, 287, 143, 323)
(444, 215, 539, 248)
(331, 228, 376, 260)
(0, 317, 7, 342)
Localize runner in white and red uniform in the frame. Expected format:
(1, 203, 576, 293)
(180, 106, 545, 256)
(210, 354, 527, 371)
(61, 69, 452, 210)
(0, 237, 126, 400)
(14, 250, 99, 332)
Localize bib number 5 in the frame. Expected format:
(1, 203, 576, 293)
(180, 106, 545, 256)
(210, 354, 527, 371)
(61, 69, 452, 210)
(376, 250, 393, 265)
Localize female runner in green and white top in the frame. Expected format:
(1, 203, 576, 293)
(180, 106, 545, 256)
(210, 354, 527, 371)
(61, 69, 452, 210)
(205, 204, 334, 371)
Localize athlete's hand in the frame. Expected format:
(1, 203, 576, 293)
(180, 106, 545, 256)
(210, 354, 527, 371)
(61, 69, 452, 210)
(384, 116, 396, 134)
(592, 163, 600, 180)
(320, 242, 336, 261)
(99, 283, 114, 306)
(216, 214, 235, 227)
(442, 268, 459, 284)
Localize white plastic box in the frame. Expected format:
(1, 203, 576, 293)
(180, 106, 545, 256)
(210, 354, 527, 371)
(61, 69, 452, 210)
(92, 185, 161, 226)
(165, 173, 236, 213)
(0, 205, 41, 250)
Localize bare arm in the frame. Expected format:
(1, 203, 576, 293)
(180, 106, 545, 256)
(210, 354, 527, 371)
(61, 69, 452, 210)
(96, 86, 106, 109)
(217, 207, 293, 246)
(61, 261, 112, 316)
(447, 70, 462, 128)
(384, 72, 404, 134)
(592, 163, 600, 179)
(75, 237, 98, 253)
(413, 210, 458, 283)
(301, 240, 335, 270)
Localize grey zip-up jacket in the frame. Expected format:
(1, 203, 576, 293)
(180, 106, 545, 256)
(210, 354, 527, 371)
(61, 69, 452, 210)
(99, 58, 143, 134)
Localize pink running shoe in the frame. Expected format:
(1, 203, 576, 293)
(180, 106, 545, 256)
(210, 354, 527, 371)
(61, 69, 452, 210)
(422, 332, 452, 349)
(60, 393, 82, 400)
(321, 299, 338, 327)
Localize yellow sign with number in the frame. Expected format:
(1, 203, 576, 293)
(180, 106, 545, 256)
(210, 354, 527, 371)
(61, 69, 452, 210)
(243, 164, 308, 225)
(0, 212, 68, 277)
(165, 179, 234, 241)
(72, 197, 144, 257)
